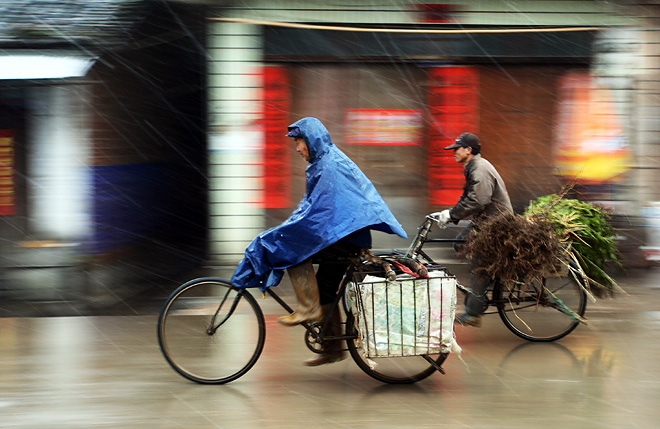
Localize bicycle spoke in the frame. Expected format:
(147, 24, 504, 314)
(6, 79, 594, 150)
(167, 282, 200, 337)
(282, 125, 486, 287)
(496, 274, 586, 342)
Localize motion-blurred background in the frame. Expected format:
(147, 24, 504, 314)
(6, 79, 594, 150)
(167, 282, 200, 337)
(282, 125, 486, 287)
(0, 0, 658, 313)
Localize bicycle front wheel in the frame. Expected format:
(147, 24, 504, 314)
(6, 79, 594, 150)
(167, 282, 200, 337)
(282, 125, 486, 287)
(157, 278, 266, 384)
(495, 273, 587, 342)
(345, 313, 447, 384)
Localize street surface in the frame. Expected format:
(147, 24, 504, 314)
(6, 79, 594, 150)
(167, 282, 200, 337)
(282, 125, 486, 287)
(2, 268, 660, 428)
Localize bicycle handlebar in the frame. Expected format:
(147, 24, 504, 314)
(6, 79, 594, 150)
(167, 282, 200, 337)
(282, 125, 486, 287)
(405, 214, 465, 261)
(405, 216, 435, 260)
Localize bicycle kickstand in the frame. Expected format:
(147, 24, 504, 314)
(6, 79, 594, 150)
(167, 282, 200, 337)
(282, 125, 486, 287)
(421, 355, 446, 374)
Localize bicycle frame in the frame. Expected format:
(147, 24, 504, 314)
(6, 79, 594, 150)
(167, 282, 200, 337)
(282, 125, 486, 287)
(158, 214, 585, 386)
(405, 216, 475, 298)
(403, 217, 554, 316)
(403, 217, 550, 314)
(261, 215, 579, 338)
(265, 263, 360, 349)
(262, 264, 450, 377)
(261, 216, 463, 350)
(208, 287, 244, 334)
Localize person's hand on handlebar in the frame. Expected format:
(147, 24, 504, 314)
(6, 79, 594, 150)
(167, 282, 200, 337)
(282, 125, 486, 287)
(429, 209, 451, 226)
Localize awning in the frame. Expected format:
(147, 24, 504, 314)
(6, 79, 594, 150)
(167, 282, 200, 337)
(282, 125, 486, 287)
(0, 54, 96, 80)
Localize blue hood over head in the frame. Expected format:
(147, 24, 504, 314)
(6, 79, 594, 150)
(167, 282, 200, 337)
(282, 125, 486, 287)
(231, 117, 407, 290)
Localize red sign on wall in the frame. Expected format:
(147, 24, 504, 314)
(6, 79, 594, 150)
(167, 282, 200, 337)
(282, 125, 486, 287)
(261, 66, 291, 209)
(427, 67, 479, 205)
(415, 4, 458, 23)
(344, 109, 424, 145)
(0, 130, 15, 215)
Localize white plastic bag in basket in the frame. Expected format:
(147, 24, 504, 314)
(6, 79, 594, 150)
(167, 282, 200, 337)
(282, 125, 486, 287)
(354, 270, 457, 358)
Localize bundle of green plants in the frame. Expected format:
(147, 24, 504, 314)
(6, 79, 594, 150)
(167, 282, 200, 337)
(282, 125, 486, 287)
(524, 194, 622, 297)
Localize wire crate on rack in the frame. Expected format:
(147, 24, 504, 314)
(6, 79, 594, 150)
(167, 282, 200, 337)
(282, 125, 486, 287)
(349, 266, 457, 358)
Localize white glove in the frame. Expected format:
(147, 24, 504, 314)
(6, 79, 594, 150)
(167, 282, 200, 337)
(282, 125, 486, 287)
(430, 209, 451, 225)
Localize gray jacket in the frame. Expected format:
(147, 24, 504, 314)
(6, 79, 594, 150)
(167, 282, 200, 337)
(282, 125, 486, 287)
(449, 154, 513, 222)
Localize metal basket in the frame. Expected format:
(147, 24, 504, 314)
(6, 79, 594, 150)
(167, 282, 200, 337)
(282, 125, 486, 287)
(349, 266, 457, 358)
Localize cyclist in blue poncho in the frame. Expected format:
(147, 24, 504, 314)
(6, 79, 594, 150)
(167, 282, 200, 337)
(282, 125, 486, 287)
(231, 117, 407, 366)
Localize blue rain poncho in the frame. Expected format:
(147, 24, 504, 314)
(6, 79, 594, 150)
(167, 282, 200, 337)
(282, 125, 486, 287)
(231, 117, 407, 290)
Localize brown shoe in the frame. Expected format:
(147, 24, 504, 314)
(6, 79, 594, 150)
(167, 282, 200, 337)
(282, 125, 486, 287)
(277, 308, 322, 326)
(303, 351, 346, 366)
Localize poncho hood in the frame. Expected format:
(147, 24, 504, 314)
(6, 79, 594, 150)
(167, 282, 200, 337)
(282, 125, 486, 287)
(231, 117, 407, 290)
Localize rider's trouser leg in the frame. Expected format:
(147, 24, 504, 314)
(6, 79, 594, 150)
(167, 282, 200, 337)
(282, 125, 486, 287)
(464, 251, 490, 317)
(278, 260, 323, 326)
(303, 303, 347, 366)
(464, 273, 490, 316)
(314, 240, 358, 305)
(454, 226, 487, 316)
(302, 241, 357, 365)
(316, 260, 350, 305)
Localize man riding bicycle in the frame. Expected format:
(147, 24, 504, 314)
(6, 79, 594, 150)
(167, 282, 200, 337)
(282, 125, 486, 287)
(432, 132, 513, 327)
(231, 117, 407, 366)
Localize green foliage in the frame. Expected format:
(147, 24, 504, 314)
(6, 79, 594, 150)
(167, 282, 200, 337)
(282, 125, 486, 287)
(524, 195, 620, 296)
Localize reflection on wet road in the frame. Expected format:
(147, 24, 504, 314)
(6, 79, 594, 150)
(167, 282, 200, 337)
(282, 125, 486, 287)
(2, 271, 660, 428)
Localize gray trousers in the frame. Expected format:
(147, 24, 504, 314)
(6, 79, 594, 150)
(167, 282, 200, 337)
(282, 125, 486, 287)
(465, 267, 491, 316)
(455, 227, 490, 316)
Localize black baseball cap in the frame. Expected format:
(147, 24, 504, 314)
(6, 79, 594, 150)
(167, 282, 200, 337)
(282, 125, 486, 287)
(444, 132, 480, 151)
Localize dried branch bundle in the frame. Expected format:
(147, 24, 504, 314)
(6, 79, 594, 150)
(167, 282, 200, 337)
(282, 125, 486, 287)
(462, 211, 567, 287)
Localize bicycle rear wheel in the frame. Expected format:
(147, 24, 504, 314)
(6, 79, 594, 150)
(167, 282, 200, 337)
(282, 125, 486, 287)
(495, 273, 586, 342)
(345, 313, 447, 384)
(157, 278, 266, 384)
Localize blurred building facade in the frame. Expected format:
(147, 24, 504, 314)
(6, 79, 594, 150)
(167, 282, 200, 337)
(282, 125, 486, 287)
(0, 1, 207, 304)
(206, 0, 660, 264)
(1, 0, 659, 306)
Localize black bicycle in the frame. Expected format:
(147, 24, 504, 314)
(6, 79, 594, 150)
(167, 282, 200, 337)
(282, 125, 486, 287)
(407, 216, 587, 342)
(157, 215, 586, 385)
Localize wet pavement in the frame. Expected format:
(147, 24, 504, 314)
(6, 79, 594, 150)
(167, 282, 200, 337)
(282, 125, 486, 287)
(2, 267, 660, 428)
